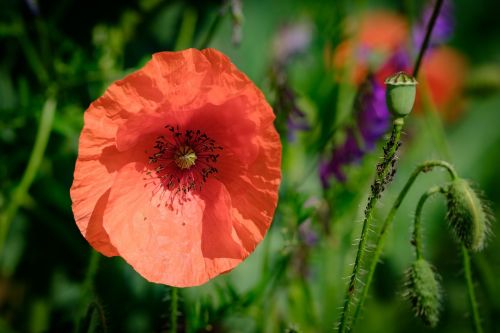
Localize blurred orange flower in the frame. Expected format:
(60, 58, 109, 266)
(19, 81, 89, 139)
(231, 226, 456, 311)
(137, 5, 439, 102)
(327, 11, 409, 85)
(420, 46, 468, 120)
(355, 11, 408, 52)
(70, 49, 282, 287)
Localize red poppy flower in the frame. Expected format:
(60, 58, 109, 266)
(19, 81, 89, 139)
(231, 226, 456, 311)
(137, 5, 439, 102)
(70, 48, 282, 287)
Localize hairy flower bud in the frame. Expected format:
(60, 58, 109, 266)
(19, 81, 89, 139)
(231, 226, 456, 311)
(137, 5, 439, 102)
(403, 259, 442, 327)
(384, 71, 418, 117)
(445, 178, 491, 251)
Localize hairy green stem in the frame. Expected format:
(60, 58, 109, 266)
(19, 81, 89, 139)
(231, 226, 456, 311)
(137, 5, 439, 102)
(351, 160, 457, 328)
(344, 1, 447, 328)
(413, 0, 444, 77)
(171, 288, 178, 333)
(338, 118, 404, 333)
(0, 93, 57, 257)
(462, 246, 483, 333)
(413, 186, 445, 259)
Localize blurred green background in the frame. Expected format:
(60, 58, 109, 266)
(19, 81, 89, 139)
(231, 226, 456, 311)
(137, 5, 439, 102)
(1, 0, 500, 332)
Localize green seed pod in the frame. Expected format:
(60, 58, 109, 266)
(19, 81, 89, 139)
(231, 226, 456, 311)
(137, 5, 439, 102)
(403, 259, 442, 327)
(384, 71, 418, 117)
(445, 178, 491, 251)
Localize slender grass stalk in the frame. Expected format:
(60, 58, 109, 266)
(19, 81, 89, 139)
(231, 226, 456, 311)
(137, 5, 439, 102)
(462, 246, 484, 333)
(351, 160, 456, 328)
(198, 5, 226, 49)
(420, 84, 451, 160)
(171, 287, 178, 333)
(0, 93, 57, 256)
(338, 118, 404, 332)
(82, 250, 101, 293)
(174, 7, 198, 51)
(413, 186, 445, 259)
(19, 34, 50, 85)
(74, 250, 102, 333)
(412, 0, 444, 77)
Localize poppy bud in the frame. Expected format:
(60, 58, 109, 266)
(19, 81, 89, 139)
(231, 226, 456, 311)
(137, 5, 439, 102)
(445, 178, 491, 251)
(403, 259, 442, 327)
(384, 71, 418, 117)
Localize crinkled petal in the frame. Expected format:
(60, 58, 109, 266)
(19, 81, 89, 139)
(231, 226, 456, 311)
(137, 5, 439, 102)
(71, 147, 123, 256)
(70, 144, 147, 256)
(217, 120, 281, 252)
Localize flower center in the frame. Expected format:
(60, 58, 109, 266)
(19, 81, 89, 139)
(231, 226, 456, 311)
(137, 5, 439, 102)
(174, 145, 197, 170)
(146, 125, 223, 204)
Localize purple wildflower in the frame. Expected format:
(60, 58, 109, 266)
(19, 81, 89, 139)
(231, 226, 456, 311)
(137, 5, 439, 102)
(358, 79, 390, 147)
(320, 132, 363, 184)
(271, 68, 310, 142)
(376, 47, 412, 81)
(320, 78, 390, 187)
(273, 22, 313, 65)
(270, 22, 312, 141)
(286, 106, 310, 141)
(299, 219, 319, 247)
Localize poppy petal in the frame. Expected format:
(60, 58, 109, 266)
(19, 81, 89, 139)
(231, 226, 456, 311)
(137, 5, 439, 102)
(218, 125, 281, 251)
(71, 147, 126, 256)
(102, 162, 246, 286)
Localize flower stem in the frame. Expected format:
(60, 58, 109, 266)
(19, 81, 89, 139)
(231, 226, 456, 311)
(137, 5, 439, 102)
(171, 287, 178, 333)
(462, 246, 484, 333)
(413, 186, 445, 260)
(338, 118, 404, 333)
(413, 0, 444, 77)
(0, 92, 57, 257)
(343, 1, 447, 327)
(351, 160, 457, 329)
